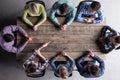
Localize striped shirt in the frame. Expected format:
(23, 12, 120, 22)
(23, 49, 49, 74)
(75, 2, 103, 23)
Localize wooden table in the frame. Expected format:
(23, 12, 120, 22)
(16, 17, 106, 61)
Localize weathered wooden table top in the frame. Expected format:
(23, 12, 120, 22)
(16, 17, 106, 61)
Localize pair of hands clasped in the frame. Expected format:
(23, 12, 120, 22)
(87, 50, 94, 57)
(84, 17, 95, 23)
(59, 24, 67, 30)
(25, 35, 32, 43)
(33, 24, 67, 31)
(56, 51, 70, 58)
(33, 25, 38, 31)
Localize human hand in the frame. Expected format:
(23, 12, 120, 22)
(84, 18, 93, 23)
(41, 41, 51, 48)
(110, 37, 115, 43)
(89, 17, 95, 21)
(33, 26, 38, 31)
(62, 24, 67, 30)
(88, 50, 94, 57)
(61, 51, 68, 56)
(99, 37, 104, 43)
(26, 36, 32, 42)
(59, 25, 67, 30)
(59, 25, 64, 30)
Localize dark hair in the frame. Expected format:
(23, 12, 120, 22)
(115, 36, 120, 43)
(88, 64, 99, 75)
(90, 1, 101, 11)
(26, 63, 37, 73)
(59, 3, 69, 15)
(3, 34, 14, 42)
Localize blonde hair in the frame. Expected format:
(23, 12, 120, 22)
(28, 2, 39, 14)
(59, 66, 69, 79)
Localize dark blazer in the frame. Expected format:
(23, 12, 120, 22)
(97, 26, 120, 53)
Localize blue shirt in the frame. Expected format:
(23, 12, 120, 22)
(75, 2, 103, 23)
(50, 56, 75, 77)
(49, 0, 76, 26)
(76, 54, 105, 78)
(0, 25, 28, 54)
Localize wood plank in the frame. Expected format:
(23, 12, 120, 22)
(21, 43, 100, 52)
(17, 35, 98, 44)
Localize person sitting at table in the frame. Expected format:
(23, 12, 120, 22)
(50, 51, 75, 79)
(49, 0, 76, 30)
(97, 26, 120, 53)
(23, 42, 50, 77)
(75, 1, 103, 24)
(76, 50, 105, 78)
(22, 0, 46, 31)
(0, 25, 32, 54)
